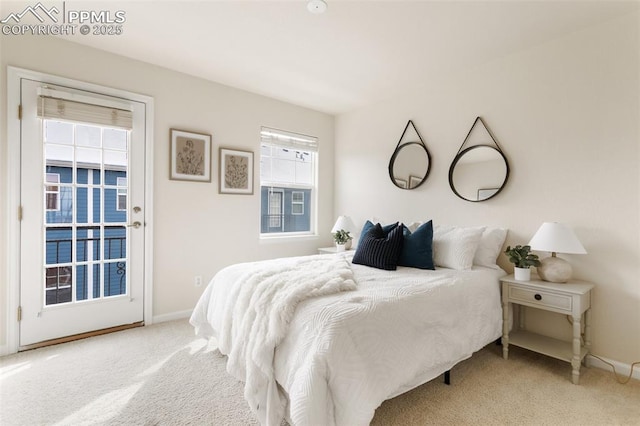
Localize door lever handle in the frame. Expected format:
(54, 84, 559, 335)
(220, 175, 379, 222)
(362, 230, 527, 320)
(127, 221, 142, 229)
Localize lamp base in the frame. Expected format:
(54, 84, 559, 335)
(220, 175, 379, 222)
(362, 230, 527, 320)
(537, 256, 572, 283)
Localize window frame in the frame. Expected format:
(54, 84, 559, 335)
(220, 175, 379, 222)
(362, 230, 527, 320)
(259, 127, 318, 239)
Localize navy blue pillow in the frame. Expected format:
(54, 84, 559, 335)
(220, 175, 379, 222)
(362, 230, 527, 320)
(358, 220, 399, 247)
(398, 221, 435, 270)
(353, 222, 403, 270)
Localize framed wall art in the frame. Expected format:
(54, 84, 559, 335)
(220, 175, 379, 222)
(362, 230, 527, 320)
(219, 148, 254, 194)
(170, 129, 212, 182)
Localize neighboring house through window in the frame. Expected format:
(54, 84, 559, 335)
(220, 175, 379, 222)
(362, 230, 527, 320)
(117, 177, 127, 211)
(45, 173, 60, 211)
(260, 127, 317, 236)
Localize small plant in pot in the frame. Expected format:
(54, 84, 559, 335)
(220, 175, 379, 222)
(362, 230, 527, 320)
(333, 230, 353, 252)
(504, 245, 541, 281)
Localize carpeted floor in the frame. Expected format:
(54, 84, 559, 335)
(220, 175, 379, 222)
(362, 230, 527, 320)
(1, 319, 638, 425)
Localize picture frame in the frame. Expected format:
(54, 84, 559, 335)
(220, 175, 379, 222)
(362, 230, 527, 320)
(170, 129, 212, 182)
(219, 148, 254, 194)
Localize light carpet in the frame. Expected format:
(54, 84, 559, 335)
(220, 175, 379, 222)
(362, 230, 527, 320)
(1, 319, 638, 425)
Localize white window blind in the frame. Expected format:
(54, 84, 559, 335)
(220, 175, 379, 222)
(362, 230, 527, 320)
(260, 127, 318, 152)
(37, 96, 133, 130)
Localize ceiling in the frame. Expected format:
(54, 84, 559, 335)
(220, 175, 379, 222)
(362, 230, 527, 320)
(4, 1, 638, 114)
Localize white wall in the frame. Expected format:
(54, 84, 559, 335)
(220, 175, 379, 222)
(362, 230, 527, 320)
(0, 36, 335, 348)
(335, 12, 639, 365)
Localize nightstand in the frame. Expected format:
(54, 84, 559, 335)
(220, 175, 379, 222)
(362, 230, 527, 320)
(317, 246, 353, 254)
(500, 274, 594, 384)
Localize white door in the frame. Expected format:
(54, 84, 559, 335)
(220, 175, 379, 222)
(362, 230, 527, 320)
(19, 79, 146, 347)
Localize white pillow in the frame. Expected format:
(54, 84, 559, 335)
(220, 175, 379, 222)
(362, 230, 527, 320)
(474, 227, 508, 269)
(433, 225, 485, 270)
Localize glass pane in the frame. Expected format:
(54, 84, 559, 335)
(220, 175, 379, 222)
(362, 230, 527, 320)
(103, 128, 127, 151)
(45, 266, 72, 305)
(45, 165, 72, 184)
(272, 158, 295, 183)
(76, 147, 101, 167)
(104, 226, 126, 260)
(93, 188, 101, 223)
(46, 228, 72, 264)
(104, 170, 126, 186)
(76, 187, 88, 224)
(76, 168, 88, 184)
(76, 125, 101, 148)
(46, 186, 73, 224)
(45, 121, 73, 145)
(104, 261, 126, 297)
(76, 264, 88, 301)
(45, 145, 73, 168)
(76, 227, 100, 262)
(104, 150, 127, 168)
(104, 189, 126, 223)
(296, 161, 312, 185)
(93, 169, 101, 185)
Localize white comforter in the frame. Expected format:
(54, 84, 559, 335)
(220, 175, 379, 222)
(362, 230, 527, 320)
(190, 252, 506, 426)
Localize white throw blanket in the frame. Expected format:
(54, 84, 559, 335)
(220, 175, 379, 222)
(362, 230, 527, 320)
(205, 254, 356, 426)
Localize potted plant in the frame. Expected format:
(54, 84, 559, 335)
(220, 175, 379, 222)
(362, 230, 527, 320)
(504, 245, 541, 281)
(333, 229, 353, 252)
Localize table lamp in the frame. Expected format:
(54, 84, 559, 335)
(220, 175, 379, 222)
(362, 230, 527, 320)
(528, 222, 587, 283)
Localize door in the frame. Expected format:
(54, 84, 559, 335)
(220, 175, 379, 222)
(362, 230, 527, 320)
(19, 79, 146, 347)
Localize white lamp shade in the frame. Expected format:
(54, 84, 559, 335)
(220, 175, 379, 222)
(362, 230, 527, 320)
(331, 216, 356, 233)
(528, 222, 587, 254)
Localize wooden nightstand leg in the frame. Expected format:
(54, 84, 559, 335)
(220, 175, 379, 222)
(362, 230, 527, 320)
(502, 299, 509, 360)
(571, 314, 582, 384)
(583, 308, 592, 367)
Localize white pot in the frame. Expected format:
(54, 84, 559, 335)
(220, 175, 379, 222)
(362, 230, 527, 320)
(514, 267, 531, 281)
(335, 243, 346, 252)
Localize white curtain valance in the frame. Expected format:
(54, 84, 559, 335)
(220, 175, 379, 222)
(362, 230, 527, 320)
(260, 127, 318, 152)
(37, 96, 133, 130)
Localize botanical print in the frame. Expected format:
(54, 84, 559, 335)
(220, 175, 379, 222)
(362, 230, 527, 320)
(176, 136, 205, 176)
(224, 154, 248, 189)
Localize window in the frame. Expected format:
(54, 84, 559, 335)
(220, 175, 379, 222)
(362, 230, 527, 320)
(45, 173, 60, 211)
(260, 127, 317, 236)
(268, 189, 284, 229)
(116, 177, 127, 211)
(292, 191, 304, 215)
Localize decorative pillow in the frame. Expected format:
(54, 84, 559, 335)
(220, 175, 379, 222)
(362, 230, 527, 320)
(353, 222, 403, 270)
(398, 220, 434, 270)
(473, 227, 508, 269)
(358, 220, 399, 247)
(433, 225, 485, 270)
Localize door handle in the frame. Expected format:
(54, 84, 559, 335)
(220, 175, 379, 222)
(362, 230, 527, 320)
(127, 221, 142, 229)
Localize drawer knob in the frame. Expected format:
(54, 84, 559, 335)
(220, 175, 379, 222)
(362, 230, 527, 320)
(534, 294, 542, 301)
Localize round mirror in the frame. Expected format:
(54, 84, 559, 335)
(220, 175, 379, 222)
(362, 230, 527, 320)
(449, 145, 509, 202)
(388, 142, 431, 190)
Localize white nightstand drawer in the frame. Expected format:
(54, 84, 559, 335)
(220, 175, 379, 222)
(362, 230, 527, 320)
(509, 287, 572, 312)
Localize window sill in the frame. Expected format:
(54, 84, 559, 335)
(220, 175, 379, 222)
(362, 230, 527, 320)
(259, 233, 319, 244)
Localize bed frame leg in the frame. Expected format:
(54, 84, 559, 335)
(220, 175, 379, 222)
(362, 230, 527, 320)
(444, 370, 450, 385)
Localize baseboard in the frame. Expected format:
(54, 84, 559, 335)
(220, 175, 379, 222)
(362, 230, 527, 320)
(152, 309, 193, 324)
(587, 354, 640, 381)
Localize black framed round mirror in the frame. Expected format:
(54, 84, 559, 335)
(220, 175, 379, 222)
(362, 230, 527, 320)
(388, 141, 431, 190)
(448, 145, 509, 202)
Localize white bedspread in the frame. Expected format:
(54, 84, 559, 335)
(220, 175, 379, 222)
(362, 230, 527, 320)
(190, 252, 505, 426)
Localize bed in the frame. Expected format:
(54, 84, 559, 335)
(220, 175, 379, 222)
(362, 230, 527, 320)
(190, 222, 507, 426)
